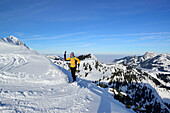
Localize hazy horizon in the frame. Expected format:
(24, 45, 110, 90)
(44, 53, 142, 64)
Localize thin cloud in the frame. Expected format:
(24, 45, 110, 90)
(88, 32, 170, 38)
(86, 32, 170, 44)
(45, 16, 91, 22)
(54, 42, 93, 47)
(22, 32, 85, 41)
(32, 35, 42, 37)
(75, 44, 91, 47)
(51, 42, 85, 46)
(0, 1, 50, 22)
(140, 36, 157, 40)
(0, 32, 24, 38)
(111, 42, 170, 47)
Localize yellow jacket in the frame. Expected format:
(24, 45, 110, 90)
(66, 57, 80, 68)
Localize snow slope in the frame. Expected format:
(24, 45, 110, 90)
(0, 37, 133, 113)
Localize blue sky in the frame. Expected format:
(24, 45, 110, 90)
(0, 0, 170, 55)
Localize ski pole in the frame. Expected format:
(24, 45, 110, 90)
(78, 65, 80, 77)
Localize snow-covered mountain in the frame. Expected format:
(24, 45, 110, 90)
(48, 53, 170, 113)
(0, 36, 134, 112)
(47, 55, 64, 61)
(0, 35, 35, 52)
(113, 52, 170, 72)
(77, 53, 98, 61)
(0, 35, 26, 46)
(113, 52, 157, 66)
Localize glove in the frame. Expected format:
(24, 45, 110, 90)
(77, 64, 80, 72)
(64, 51, 67, 61)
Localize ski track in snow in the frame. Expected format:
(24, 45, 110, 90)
(0, 54, 28, 71)
(0, 83, 91, 112)
(0, 71, 133, 113)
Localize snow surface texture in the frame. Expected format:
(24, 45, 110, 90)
(113, 52, 170, 72)
(0, 37, 134, 112)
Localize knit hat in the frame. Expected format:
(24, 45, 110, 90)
(71, 52, 74, 56)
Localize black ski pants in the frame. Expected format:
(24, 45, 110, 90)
(71, 67, 76, 81)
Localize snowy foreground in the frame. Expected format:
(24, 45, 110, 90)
(0, 37, 133, 112)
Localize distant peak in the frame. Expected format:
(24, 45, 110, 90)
(8, 35, 22, 42)
(159, 53, 169, 57)
(143, 52, 157, 59)
(144, 51, 156, 56)
(9, 35, 17, 39)
(90, 53, 98, 60)
(0, 36, 26, 46)
(77, 53, 98, 61)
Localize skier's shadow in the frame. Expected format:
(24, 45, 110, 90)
(77, 77, 111, 113)
(56, 64, 117, 113)
(55, 64, 73, 82)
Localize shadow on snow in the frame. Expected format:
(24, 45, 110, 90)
(56, 64, 133, 113)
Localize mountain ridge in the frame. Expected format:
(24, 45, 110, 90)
(113, 52, 170, 72)
(0, 36, 37, 53)
(0, 35, 26, 46)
